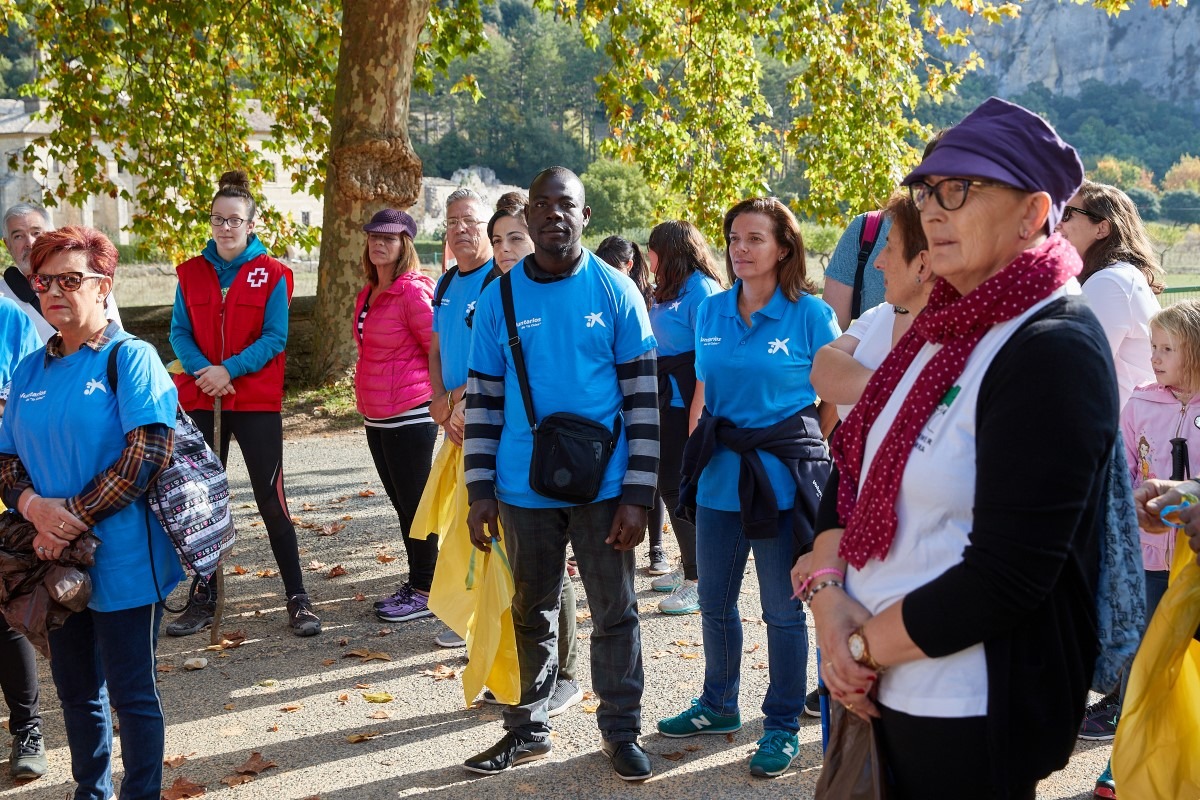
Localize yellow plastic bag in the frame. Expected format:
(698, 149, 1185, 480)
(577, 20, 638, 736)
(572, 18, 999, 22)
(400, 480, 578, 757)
(1112, 532, 1200, 799)
(411, 440, 520, 706)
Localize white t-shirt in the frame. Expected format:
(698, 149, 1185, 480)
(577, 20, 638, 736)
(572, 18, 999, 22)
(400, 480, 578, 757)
(847, 291, 1064, 718)
(1081, 262, 1156, 410)
(837, 303, 898, 420)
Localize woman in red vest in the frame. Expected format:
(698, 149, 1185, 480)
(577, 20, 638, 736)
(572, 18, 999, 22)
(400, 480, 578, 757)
(167, 170, 321, 637)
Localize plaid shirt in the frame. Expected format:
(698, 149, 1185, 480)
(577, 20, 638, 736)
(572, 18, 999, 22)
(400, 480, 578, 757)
(0, 323, 174, 525)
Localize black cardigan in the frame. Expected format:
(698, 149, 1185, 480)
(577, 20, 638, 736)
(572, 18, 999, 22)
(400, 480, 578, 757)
(816, 295, 1117, 794)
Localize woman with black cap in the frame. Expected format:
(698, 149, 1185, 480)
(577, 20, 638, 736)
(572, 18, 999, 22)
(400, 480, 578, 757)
(797, 98, 1118, 798)
(353, 209, 441, 623)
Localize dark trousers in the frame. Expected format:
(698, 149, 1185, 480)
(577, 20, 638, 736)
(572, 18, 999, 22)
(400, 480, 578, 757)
(365, 422, 439, 592)
(660, 406, 698, 580)
(498, 498, 643, 743)
(876, 703, 1037, 800)
(192, 410, 305, 598)
(0, 615, 39, 735)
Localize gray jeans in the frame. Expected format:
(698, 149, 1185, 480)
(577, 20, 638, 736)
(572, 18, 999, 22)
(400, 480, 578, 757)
(498, 498, 643, 743)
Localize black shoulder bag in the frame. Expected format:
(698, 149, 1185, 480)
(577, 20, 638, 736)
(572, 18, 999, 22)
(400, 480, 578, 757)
(499, 271, 620, 504)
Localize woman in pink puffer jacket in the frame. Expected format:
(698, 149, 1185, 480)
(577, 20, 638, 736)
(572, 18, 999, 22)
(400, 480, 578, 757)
(352, 209, 439, 620)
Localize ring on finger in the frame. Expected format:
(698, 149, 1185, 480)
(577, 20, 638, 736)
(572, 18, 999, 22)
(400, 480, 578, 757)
(58, 521, 65, 529)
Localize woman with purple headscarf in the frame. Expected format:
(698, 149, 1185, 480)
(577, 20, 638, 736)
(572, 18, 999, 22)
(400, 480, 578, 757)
(796, 98, 1118, 798)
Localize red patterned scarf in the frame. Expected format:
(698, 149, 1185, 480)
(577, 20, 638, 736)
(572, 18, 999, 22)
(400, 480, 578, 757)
(831, 235, 1081, 569)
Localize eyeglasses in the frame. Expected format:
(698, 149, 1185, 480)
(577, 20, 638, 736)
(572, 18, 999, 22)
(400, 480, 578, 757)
(209, 214, 247, 229)
(1063, 205, 1105, 224)
(445, 217, 483, 230)
(908, 178, 1015, 212)
(29, 271, 104, 293)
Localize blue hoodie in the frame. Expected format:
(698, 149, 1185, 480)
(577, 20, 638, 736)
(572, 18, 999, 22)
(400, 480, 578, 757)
(169, 234, 290, 380)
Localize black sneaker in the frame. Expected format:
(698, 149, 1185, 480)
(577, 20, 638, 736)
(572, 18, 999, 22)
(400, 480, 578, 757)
(547, 679, 584, 717)
(10, 728, 47, 780)
(1079, 694, 1121, 741)
(463, 732, 552, 775)
(803, 689, 821, 718)
(165, 592, 216, 637)
(287, 593, 322, 637)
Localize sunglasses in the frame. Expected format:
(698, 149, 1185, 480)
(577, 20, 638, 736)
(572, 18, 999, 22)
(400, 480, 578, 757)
(28, 272, 105, 293)
(1063, 205, 1105, 224)
(908, 178, 1016, 212)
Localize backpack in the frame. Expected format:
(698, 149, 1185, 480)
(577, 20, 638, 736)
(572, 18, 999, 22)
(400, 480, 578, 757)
(107, 338, 235, 587)
(850, 211, 884, 320)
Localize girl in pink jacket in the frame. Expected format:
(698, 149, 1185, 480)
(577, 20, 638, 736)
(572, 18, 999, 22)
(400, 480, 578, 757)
(352, 209, 439, 621)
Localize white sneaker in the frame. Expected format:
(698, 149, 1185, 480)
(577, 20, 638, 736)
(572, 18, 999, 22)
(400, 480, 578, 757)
(651, 565, 683, 593)
(658, 580, 699, 615)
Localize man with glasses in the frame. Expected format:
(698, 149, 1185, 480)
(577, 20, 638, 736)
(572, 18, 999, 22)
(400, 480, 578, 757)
(1, 203, 122, 343)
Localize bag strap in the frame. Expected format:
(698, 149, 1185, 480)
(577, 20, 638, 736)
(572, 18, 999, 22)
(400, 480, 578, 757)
(106, 337, 131, 392)
(499, 271, 537, 432)
(851, 210, 883, 320)
(432, 266, 460, 308)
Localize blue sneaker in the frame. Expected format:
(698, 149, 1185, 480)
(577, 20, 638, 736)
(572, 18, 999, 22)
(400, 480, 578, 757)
(1094, 759, 1115, 799)
(749, 729, 799, 778)
(657, 698, 741, 738)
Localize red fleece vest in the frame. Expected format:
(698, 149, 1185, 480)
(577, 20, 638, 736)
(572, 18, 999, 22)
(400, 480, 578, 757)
(173, 254, 293, 412)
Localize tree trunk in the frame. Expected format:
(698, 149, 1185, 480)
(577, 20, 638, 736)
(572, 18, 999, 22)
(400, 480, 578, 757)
(309, 0, 430, 383)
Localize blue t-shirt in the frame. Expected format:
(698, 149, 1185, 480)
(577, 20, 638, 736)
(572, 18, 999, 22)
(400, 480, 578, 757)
(469, 251, 657, 508)
(694, 283, 840, 512)
(0, 297, 41, 399)
(649, 271, 723, 408)
(432, 259, 494, 390)
(0, 332, 184, 611)
(823, 212, 891, 316)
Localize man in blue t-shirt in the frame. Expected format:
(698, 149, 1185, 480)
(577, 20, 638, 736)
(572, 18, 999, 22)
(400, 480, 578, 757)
(821, 211, 891, 330)
(463, 167, 659, 781)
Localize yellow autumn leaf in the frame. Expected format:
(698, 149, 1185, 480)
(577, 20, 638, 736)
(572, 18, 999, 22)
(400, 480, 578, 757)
(362, 692, 394, 703)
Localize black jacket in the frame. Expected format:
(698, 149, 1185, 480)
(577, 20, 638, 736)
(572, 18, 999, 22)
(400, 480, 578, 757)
(678, 405, 829, 555)
(656, 351, 697, 413)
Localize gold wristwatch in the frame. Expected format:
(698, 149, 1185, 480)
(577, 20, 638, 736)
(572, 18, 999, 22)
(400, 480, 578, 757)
(847, 626, 887, 673)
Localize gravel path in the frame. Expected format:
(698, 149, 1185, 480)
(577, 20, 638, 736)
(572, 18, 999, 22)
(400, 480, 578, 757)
(2, 428, 1109, 800)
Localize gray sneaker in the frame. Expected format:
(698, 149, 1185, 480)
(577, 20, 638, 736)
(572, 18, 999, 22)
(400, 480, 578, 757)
(547, 679, 584, 717)
(658, 580, 700, 615)
(435, 627, 466, 648)
(651, 565, 684, 593)
(10, 728, 47, 780)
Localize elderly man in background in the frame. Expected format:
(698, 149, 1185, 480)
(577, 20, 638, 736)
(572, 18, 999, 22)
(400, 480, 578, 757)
(2, 203, 122, 342)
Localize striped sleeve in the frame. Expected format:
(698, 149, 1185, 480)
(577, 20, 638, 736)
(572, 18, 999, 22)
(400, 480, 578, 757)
(464, 368, 506, 503)
(617, 351, 660, 507)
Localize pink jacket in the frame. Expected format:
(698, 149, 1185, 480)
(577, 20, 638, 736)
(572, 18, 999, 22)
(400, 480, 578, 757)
(1121, 381, 1200, 570)
(353, 272, 435, 419)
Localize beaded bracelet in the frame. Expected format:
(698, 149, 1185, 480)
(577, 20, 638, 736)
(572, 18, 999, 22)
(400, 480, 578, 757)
(804, 578, 844, 605)
(796, 567, 846, 599)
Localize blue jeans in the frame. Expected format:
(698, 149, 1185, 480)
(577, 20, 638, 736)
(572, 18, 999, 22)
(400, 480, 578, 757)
(498, 498, 643, 743)
(695, 506, 808, 733)
(48, 603, 166, 800)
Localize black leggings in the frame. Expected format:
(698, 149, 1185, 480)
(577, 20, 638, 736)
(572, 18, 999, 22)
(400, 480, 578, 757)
(659, 406, 697, 580)
(0, 615, 39, 735)
(192, 410, 306, 598)
(876, 703, 1037, 800)
(365, 422, 439, 592)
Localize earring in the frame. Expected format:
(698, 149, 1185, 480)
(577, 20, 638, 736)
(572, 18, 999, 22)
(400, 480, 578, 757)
(915, 276, 921, 285)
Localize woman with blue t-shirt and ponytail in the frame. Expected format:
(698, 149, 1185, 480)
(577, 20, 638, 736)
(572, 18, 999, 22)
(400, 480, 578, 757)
(168, 170, 320, 638)
(643, 221, 722, 614)
(0, 226, 183, 800)
(658, 198, 839, 778)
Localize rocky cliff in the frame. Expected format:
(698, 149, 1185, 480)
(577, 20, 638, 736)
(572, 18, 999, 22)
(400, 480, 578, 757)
(944, 0, 1200, 112)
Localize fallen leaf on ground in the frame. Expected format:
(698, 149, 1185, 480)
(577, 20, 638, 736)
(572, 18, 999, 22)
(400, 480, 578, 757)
(679, 653, 700, 660)
(236, 752, 278, 775)
(358, 489, 376, 497)
(163, 752, 195, 768)
(338, 637, 349, 647)
(156, 663, 174, 673)
(330, 495, 350, 503)
(419, 664, 457, 681)
(344, 648, 391, 663)
(232, 565, 248, 575)
(582, 691, 596, 700)
(354, 592, 366, 602)
(326, 564, 347, 578)
(307, 560, 327, 571)
(341, 515, 353, 521)
(576, 610, 591, 622)
(256, 679, 278, 687)
(221, 774, 253, 787)
(318, 522, 345, 536)
(354, 682, 372, 689)
(651, 650, 670, 659)
(223, 704, 235, 711)
(581, 701, 600, 713)
(346, 731, 380, 743)
(673, 639, 693, 647)
(376, 629, 392, 637)
(219, 631, 247, 649)
(745, 643, 760, 653)
(267, 725, 279, 732)
(161, 776, 205, 799)
(752, 662, 767, 670)
(368, 710, 390, 719)
(321, 658, 336, 666)
(376, 553, 396, 564)
(660, 751, 686, 761)
(362, 691, 394, 703)
(279, 703, 302, 712)
(337, 693, 349, 704)
(726, 733, 735, 743)
(250, 521, 262, 528)
(684, 745, 702, 752)
(301, 502, 317, 511)
(255, 569, 277, 578)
